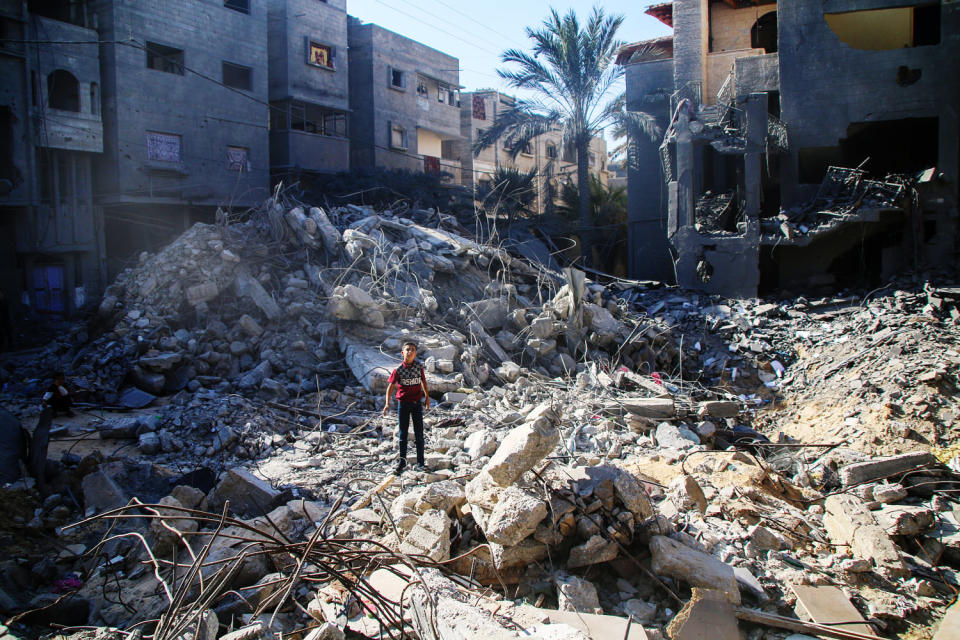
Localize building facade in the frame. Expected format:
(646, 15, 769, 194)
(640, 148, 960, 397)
(92, 0, 270, 279)
(457, 90, 610, 216)
(267, 0, 350, 178)
(622, 0, 959, 297)
(0, 1, 105, 319)
(347, 18, 462, 181)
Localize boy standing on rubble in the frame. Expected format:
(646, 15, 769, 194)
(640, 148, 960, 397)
(382, 341, 430, 475)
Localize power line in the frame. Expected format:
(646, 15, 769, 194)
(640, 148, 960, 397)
(410, 0, 527, 51)
(369, 0, 504, 58)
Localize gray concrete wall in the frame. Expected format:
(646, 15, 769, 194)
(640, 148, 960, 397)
(268, 0, 349, 110)
(93, 0, 270, 207)
(778, 0, 959, 205)
(348, 18, 461, 172)
(624, 58, 675, 282)
(672, 0, 706, 96)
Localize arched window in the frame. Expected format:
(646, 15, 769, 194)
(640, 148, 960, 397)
(47, 69, 80, 111)
(751, 12, 778, 54)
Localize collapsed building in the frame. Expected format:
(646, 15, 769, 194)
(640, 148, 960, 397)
(621, 0, 960, 297)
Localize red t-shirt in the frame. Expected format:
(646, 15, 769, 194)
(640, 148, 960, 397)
(388, 361, 426, 402)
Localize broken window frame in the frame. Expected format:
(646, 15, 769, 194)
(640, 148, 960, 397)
(145, 41, 185, 75)
(389, 122, 407, 150)
(270, 100, 347, 138)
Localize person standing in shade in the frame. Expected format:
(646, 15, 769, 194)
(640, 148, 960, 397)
(382, 341, 430, 475)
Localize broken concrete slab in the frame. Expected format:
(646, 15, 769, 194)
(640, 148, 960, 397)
(399, 509, 450, 562)
(655, 422, 700, 449)
(208, 469, 281, 516)
(567, 534, 618, 568)
(649, 536, 740, 604)
(838, 451, 936, 487)
(81, 471, 128, 513)
(483, 486, 547, 546)
(235, 270, 281, 321)
(823, 494, 909, 579)
(483, 406, 560, 486)
(622, 397, 675, 419)
(874, 504, 935, 536)
(666, 589, 740, 640)
(555, 573, 602, 615)
(791, 585, 875, 637)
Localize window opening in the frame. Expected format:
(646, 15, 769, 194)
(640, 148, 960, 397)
(222, 62, 252, 90)
(750, 12, 777, 53)
(224, 0, 249, 14)
(146, 42, 184, 75)
(308, 41, 334, 69)
(47, 70, 79, 111)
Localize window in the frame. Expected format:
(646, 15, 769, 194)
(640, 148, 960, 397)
(589, 152, 596, 167)
(520, 142, 533, 156)
(224, 0, 249, 13)
(546, 143, 558, 159)
(146, 131, 181, 162)
(222, 61, 252, 90)
(389, 67, 406, 90)
(825, 6, 940, 50)
(146, 42, 184, 75)
(270, 100, 347, 137)
(226, 146, 249, 171)
(436, 84, 458, 106)
(307, 40, 335, 70)
(390, 123, 407, 150)
(417, 77, 428, 97)
(47, 69, 79, 111)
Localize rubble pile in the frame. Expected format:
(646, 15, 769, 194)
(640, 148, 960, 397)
(0, 195, 959, 639)
(762, 166, 917, 241)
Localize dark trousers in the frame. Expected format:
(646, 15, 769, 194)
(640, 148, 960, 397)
(397, 400, 424, 467)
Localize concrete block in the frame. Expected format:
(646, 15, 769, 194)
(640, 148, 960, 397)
(649, 536, 740, 604)
(838, 452, 936, 487)
(823, 494, 908, 579)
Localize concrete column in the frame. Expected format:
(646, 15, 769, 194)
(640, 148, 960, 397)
(674, 113, 695, 230)
(742, 93, 768, 221)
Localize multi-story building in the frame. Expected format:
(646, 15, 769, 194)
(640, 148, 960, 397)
(458, 90, 609, 216)
(0, 2, 104, 317)
(347, 18, 462, 181)
(92, 0, 270, 279)
(622, 0, 958, 297)
(267, 0, 350, 177)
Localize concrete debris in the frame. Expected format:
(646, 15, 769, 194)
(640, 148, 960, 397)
(1, 194, 957, 639)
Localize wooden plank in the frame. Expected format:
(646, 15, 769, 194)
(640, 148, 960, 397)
(790, 585, 876, 637)
(351, 474, 395, 511)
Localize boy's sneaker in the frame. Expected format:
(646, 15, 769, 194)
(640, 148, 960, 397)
(414, 463, 427, 472)
(393, 462, 406, 475)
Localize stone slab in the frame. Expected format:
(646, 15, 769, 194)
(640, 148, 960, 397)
(790, 585, 875, 636)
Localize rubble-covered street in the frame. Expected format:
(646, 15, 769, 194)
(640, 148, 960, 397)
(1, 195, 959, 640)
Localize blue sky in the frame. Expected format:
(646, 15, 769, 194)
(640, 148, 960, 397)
(345, 1, 672, 97)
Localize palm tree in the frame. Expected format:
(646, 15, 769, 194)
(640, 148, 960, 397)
(556, 175, 628, 273)
(476, 167, 538, 231)
(474, 6, 661, 267)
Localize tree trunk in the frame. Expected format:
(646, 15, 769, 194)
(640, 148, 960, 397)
(576, 137, 592, 268)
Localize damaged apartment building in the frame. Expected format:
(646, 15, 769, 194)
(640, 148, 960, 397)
(621, 0, 959, 297)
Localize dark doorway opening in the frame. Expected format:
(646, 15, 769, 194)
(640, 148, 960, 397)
(751, 12, 778, 53)
(840, 117, 938, 176)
